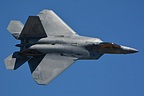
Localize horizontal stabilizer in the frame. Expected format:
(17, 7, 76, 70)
(4, 52, 29, 70)
(7, 20, 24, 39)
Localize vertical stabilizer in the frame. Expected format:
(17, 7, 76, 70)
(7, 20, 24, 39)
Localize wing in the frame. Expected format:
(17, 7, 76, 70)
(28, 54, 77, 85)
(38, 9, 78, 36)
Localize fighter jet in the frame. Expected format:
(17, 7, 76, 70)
(4, 9, 138, 85)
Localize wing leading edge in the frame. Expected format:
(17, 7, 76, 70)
(28, 54, 77, 85)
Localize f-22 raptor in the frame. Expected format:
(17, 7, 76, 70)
(4, 9, 138, 85)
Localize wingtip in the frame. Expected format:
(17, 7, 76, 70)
(39, 9, 53, 14)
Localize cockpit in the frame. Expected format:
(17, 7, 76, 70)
(99, 42, 120, 49)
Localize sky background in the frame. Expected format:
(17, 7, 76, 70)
(0, 0, 144, 96)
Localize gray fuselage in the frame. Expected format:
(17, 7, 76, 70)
(28, 36, 103, 60)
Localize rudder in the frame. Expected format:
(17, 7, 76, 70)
(19, 16, 47, 39)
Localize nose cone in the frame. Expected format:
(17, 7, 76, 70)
(121, 46, 138, 54)
(128, 48, 138, 53)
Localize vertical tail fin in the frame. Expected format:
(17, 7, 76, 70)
(7, 20, 24, 39)
(4, 52, 29, 70)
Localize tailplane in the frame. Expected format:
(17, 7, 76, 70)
(7, 20, 24, 39)
(4, 52, 29, 70)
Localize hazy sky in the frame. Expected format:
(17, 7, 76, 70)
(0, 0, 143, 96)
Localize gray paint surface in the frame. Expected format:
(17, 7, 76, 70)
(4, 9, 138, 85)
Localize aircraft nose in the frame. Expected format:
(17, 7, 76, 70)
(128, 48, 138, 53)
(121, 46, 138, 54)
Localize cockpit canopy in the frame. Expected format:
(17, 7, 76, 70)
(99, 42, 121, 49)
